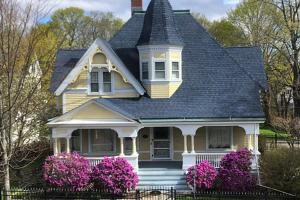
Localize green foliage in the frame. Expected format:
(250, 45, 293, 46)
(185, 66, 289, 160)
(208, 19, 248, 47)
(260, 148, 300, 194)
(192, 13, 211, 30)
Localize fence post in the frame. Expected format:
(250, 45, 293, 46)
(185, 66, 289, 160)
(135, 189, 140, 200)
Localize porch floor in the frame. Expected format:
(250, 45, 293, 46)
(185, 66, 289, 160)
(139, 161, 182, 169)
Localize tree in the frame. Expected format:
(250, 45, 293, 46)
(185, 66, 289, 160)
(49, 8, 124, 48)
(261, 0, 300, 117)
(228, 0, 290, 123)
(50, 7, 88, 48)
(0, 0, 57, 194)
(208, 19, 248, 47)
(192, 13, 211, 30)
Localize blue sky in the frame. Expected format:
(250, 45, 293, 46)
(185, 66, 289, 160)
(38, 0, 240, 23)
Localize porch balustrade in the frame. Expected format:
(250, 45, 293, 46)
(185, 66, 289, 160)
(86, 157, 104, 167)
(195, 153, 227, 168)
(183, 152, 260, 170)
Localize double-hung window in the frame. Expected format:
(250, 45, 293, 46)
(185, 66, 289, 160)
(142, 62, 149, 80)
(90, 71, 99, 93)
(172, 62, 180, 79)
(207, 127, 232, 150)
(155, 62, 166, 79)
(103, 71, 112, 93)
(90, 69, 112, 94)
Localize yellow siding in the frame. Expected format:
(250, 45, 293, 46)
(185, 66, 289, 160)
(195, 127, 206, 151)
(92, 53, 107, 64)
(144, 82, 182, 98)
(233, 127, 247, 149)
(114, 72, 135, 90)
(82, 130, 89, 154)
(68, 103, 124, 120)
(141, 53, 149, 60)
(170, 51, 181, 60)
(64, 93, 95, 112)
(69, 69, 88, 89)
(154, 52, 166, 59)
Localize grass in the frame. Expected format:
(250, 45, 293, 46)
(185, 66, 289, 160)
(260, 125, 288, 139)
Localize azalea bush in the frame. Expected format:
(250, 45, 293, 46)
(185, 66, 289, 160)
(218, 148, 256, 191)
(186, 161, 218, 189)
(91, 157, 138, 195)
(43, 152, 91, 190)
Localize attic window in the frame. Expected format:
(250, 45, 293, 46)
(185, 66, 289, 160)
(89, 68, 113, 94)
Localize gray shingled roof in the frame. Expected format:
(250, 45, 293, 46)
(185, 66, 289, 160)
(226, 47, 268, 89)
(137, 0, 183, 46)
(50, 0, 267, 120)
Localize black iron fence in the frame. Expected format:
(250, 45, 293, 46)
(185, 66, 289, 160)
(0, 185, 298, 200)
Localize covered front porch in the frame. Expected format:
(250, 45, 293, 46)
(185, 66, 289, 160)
(49, 124, 260, 171)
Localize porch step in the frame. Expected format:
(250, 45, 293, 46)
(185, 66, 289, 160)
(138, 169, 189, 191)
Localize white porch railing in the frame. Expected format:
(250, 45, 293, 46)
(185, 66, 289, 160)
(85, 155, 139, 171)
(86, 157, 104, 167)
(183, 152, 260, 170)
(195, 153, 227, 168)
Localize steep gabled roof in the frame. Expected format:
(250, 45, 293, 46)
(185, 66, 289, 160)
(137, 0, 183, 46)
(52, 39, 145, 95)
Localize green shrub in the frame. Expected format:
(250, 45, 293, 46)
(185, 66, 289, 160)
(260, 148, 300, 194)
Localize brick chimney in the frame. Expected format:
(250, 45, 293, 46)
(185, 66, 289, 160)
(131, 0, 143, 15)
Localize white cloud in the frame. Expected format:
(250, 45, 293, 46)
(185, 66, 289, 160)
(22, 0, 238, 22)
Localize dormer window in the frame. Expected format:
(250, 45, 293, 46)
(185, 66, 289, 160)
(172, 62, 180, 79)
(142, 62, 149, 80)
(89, 68, 113, 94)
(155, 62, 165, 79)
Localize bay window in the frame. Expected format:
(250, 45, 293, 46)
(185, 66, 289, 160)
(155, 62, 166, 79)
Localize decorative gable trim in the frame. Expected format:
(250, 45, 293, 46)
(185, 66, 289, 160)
(54, 39, 145, 96)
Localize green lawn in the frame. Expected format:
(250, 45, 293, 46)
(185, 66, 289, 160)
(260, 126, 288, 139)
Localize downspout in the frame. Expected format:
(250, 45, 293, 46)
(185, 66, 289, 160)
(254, 124, 261, 185)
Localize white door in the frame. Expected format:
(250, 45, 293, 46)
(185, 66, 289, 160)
(151, 127, 172, 160)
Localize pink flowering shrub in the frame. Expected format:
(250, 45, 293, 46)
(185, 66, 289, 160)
(43, 152, 91, 190)
(91, 157, 138, 195)
(186, 161, 218, 189)
(218, 148, 256, 191)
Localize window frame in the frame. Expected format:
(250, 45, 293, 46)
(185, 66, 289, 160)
(88, 129, 117, 155)
(154, 61, 166, 80)
(206, 126, 234, 151)
(171, 61, 180, 80)
(88, 68, 114, 95)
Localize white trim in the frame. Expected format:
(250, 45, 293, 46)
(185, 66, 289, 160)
(54, 39, 145, 96)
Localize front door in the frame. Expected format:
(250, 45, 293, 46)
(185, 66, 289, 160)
(151, 127, 171, 160)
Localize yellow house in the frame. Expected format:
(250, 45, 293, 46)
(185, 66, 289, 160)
(48, 0, 267, 189)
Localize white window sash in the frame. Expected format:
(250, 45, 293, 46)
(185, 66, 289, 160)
(206, 127, 233, 151)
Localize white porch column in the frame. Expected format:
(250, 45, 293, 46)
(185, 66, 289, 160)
(183, 135, 188, 154)
(131, 137, 138, 156)
(191, 135, 195, 154)
(57, 139, 61, 154)
(66, 137, 71, 153)
(53, 138, 59, 155)
(119, 137, 125, 156)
